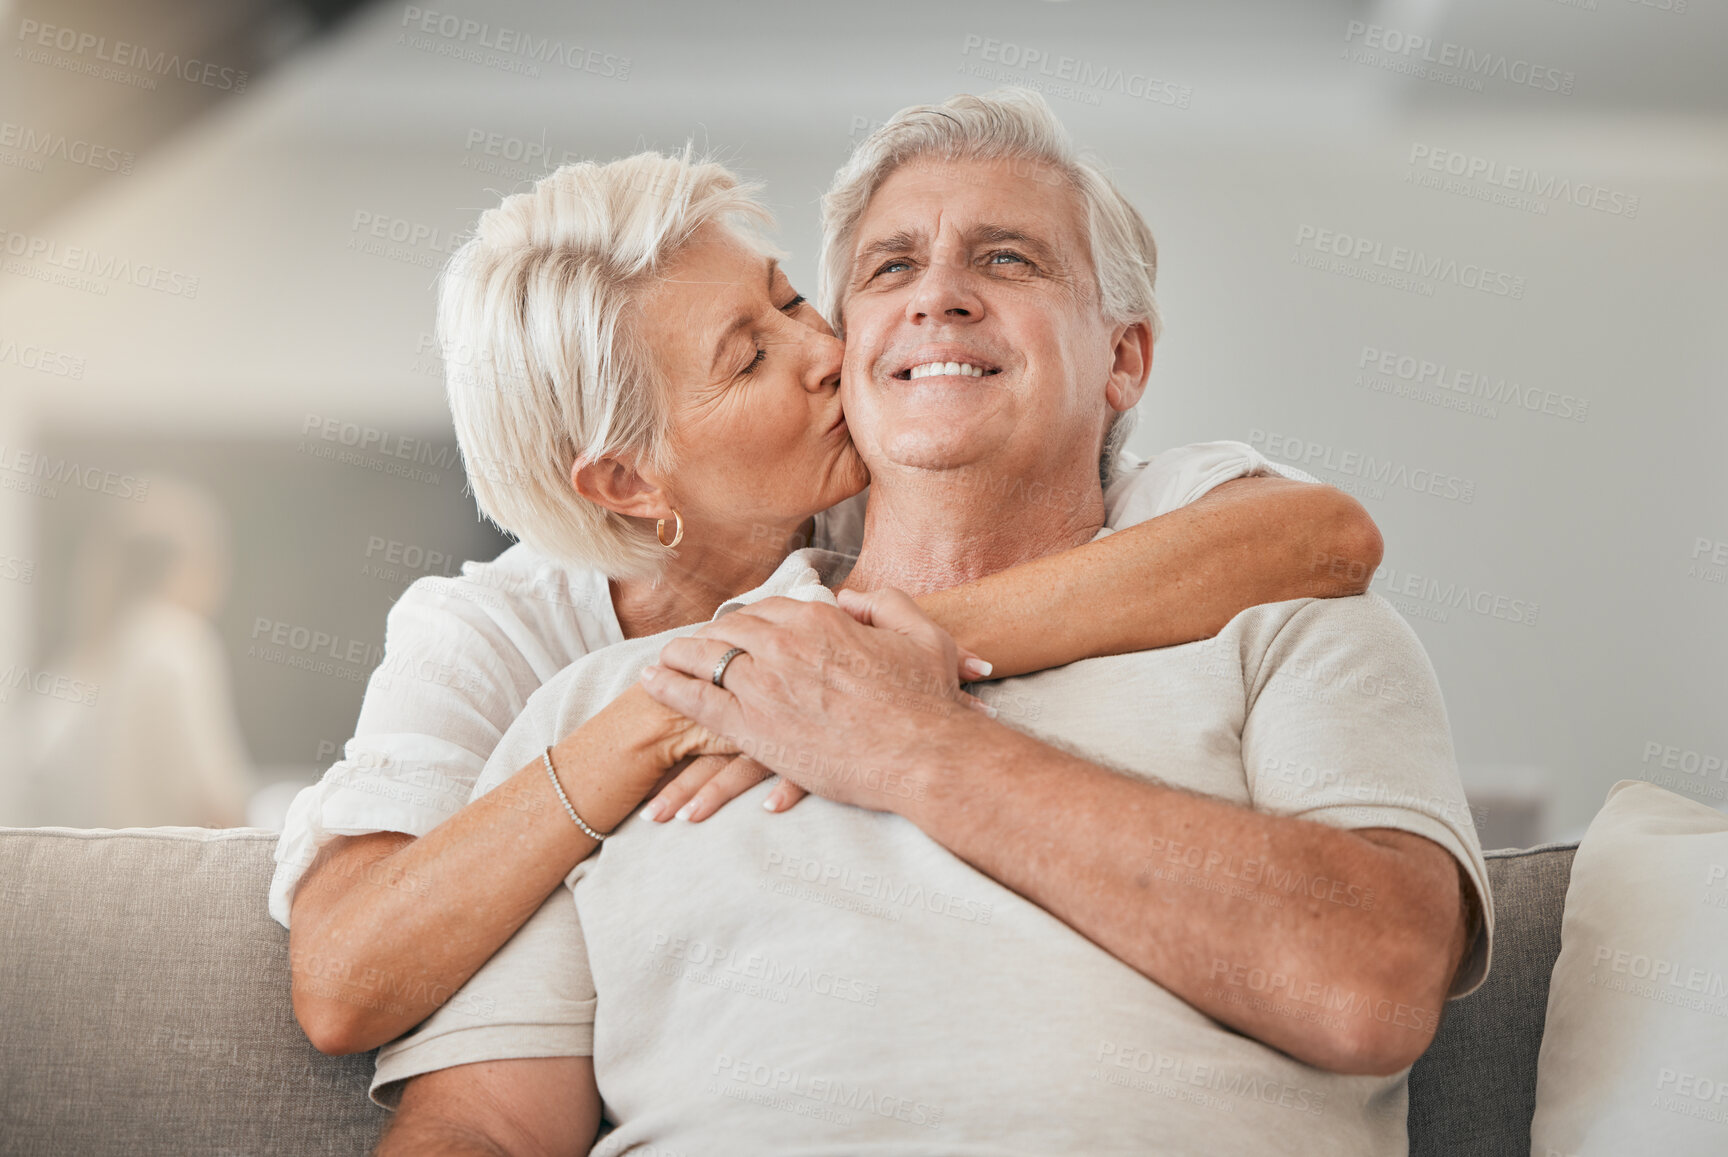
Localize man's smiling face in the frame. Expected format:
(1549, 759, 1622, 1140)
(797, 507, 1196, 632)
(837, 154, 1131, 485)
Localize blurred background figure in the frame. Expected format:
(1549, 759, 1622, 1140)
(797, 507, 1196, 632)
(16, 478, 252, 828)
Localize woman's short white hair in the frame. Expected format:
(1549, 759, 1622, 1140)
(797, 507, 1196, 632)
(818, 88, 1159, 480)
(440, 150, 770, 578)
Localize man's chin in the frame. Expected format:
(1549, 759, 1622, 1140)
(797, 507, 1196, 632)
(866, 430, 998, 476)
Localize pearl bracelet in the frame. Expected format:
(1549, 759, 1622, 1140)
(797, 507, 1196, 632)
(543, 746, 608, 842)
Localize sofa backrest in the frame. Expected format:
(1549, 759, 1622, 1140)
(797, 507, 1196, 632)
(0, 827, 1576, 1155)
(0, 827, 388, 1156)
(1408, 841, 1577, 1155)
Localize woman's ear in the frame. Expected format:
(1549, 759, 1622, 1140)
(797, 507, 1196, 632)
(1104, 320, 1154, 413)
(570, 455, 672, 520)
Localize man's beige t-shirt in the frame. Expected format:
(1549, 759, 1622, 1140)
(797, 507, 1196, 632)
(374, 547, 1492, 1157)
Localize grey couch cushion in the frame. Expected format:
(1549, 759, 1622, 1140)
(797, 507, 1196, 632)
(0, 827, 388, 1156)
(0, 827, 1576, 1155)
(1409, 842, 1578, 1156)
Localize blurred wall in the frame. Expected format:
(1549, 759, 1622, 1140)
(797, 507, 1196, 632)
(0, 0, 1722, 837)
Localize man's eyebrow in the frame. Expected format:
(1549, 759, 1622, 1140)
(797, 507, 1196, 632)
(707, 255, 777, 376)
(852, 224, 1061, 282)
(852, 230, 922, 277)
(969, 224, 1058, 262)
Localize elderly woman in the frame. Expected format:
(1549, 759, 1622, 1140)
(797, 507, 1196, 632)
(274, 147, 1382, 1059)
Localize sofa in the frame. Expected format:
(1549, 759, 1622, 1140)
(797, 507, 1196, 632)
(0, 826, 1576, 1155)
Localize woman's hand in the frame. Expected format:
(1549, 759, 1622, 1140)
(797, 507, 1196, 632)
(639, 753, 804, 823)
(638, 608, 995, 823)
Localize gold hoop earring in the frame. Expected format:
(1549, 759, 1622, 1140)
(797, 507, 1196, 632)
(656, 510, 683, 549)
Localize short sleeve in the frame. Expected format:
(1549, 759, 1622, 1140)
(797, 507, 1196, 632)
(369, 887, 596, 1108)
(1238, 594, 1494, 998)
(1104, 440, 1319, 529)
(268, 583, 535, 928)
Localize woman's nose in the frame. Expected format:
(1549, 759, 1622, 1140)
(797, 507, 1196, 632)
(806, 330, 844, 393)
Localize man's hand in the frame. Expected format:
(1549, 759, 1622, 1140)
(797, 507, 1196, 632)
(638, 590, 989, 816)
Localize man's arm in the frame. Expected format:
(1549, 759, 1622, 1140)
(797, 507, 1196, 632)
(375, 1057, 599, 1157)
(641, 591, 1479, 1077)
(918, 477, 1382, 677)
(894, 720, 1474, 1075)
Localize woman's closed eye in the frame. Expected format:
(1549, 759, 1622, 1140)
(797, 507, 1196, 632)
(739, 294, 813, 374)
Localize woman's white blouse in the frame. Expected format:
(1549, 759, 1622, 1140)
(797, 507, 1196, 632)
(268, 441, 1312, 926)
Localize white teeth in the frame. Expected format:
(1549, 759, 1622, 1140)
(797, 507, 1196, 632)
(907, 361, 990, 380)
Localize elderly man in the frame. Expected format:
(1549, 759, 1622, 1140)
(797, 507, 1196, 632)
(373, 90, 1489, 1156)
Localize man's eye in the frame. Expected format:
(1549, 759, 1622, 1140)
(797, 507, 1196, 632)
(780, 294, 807, 313)
(741, 349, 766, 375)
(875, 259, 912, 276)
(987, 251, 1028, 266)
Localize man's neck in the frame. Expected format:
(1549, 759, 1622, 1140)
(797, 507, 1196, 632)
(841, 461, 1106, 596)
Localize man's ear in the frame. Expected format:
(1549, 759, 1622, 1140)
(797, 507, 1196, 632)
(1104, 319, 1153, 413)
(570, 455, 671, 521)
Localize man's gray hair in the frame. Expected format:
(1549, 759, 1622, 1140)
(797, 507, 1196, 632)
(818, 89, 1161, 482)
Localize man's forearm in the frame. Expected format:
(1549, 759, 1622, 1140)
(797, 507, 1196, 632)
(906, 716, 1467, 1075)
(916, 478, 1382, 678)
